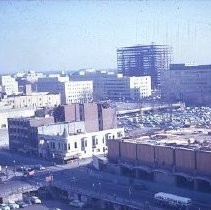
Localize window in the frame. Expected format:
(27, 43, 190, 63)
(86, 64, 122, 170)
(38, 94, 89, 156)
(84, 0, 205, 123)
(68, 143, 70, 150)
(81, 139, 85, 148)
(92, 136, 96, 146)
(117, 132, 123, 137)
(74, 142, 77, 148)
(77, 129, 82, 133)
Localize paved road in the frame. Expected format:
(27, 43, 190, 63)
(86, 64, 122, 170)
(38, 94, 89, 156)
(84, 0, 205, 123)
(0, 149, 51, 167)
(1, 150, 211, 209)
(24, 164, 211, 210)
(23, 200, 89, 210)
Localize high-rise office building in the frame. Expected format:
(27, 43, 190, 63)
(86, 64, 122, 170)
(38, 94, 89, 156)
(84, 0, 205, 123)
(117, 44, 171, 89)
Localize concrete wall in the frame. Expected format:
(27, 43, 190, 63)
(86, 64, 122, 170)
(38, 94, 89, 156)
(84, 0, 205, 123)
(107, 140, 120, 160)
(155, 146, 174, 168)
(64, 104, 80, 122)
(102, 107, 117, 130)
(175, 148, 195, 171)
(84, 103, 99, 132)
(38, 121, 85, 136)
(196, 150, 211, 176)
(137, 144, 154, 165)
(120, 141, 137, 162)
(30, 117, 54, 127)
(154, 171, 176, 185)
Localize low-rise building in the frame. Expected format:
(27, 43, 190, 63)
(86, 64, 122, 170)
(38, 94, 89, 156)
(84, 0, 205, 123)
(4, 92, 61, 109)
(8, 117, 55, 154)
(0, 107, 35, 128)
(38, 126, 124, 163)
(8, 115, 124, 160)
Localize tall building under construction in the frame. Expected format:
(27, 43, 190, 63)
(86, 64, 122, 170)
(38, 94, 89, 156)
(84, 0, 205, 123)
(117, 44, 172, 89)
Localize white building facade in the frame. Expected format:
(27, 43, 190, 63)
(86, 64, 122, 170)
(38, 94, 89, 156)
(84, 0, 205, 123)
(38, 125, 124, 162)
(61, 81, 93, 104)
(36, 76, 93, 104)
(0, 75, 19, 95)
(4, 92, 61, 109)
(70, 71, 151, 101)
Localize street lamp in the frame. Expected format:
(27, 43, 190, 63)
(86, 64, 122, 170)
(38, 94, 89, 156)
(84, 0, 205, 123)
(52, 153, 55, 166)
(5, 165, 8, 179)
(128, 186, 132, 203)
(13, 160, 16, 176)
(98, 182, 101, 197)
(92, 183, 95, 193)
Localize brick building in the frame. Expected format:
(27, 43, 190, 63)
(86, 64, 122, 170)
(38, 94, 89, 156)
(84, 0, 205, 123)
(8, 117, 54, 154)
(53, 102, 117, 132)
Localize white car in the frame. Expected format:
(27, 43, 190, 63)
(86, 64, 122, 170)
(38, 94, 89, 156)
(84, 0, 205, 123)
(69, 200, 86, 208)
(30, 196, 42, 204)
(0, 204, 10, 210)
(8, 202, 19, 209)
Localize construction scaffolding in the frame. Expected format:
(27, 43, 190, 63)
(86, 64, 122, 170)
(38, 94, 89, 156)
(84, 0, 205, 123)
(117, 44, 172, 90)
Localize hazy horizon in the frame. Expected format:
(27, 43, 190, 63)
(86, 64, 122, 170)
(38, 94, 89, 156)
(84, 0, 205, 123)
(1, 0, 211, 73)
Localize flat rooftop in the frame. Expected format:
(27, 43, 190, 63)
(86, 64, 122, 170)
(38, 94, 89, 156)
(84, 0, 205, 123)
(120, 128, 211, 150)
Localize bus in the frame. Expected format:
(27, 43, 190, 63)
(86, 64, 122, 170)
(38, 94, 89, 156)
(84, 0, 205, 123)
(154, 192, 192, 208)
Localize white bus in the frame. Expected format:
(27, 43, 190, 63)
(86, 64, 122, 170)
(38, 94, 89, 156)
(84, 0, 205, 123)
(154, 192, 192, 208)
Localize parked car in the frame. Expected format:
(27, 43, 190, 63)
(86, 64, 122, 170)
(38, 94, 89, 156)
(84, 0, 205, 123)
(30, 196, 41, 204)
(8, 202, 19, 209)
(33, 164, 46, 171)
(49, 209, 62, 210)
(17, 166, 31, 173)
(23, 199, 32, 206)
(69, 200, 86, 208)
(15, 201, 28, 208)
(0, 204, 10, 210)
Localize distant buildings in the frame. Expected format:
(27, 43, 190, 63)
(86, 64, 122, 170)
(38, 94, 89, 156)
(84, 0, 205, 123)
(0, 75, 19, 95)
(161, 64, 211, 105)
(36, 76, 93, 104)
(117, 44, 171, 89)
(0, 81, 61, 109)
(4, 92, 60, 109)
(70, 70, 151, 101)
(15, 71, 46, 92)
(0, 107, 35, 128)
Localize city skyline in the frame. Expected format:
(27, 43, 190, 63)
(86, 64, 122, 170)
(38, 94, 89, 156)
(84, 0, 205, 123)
(0, 0, 211, 73)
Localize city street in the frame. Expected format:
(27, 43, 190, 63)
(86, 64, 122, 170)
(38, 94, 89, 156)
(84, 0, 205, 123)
(1, 149, 211, 210)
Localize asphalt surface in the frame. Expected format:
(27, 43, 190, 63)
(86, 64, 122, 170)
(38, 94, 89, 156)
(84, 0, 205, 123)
(1, 150, 211, 210)
(23, 200, 94, 210)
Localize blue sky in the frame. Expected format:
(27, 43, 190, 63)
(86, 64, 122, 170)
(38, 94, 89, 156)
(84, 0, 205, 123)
(0, 0, 211, 73)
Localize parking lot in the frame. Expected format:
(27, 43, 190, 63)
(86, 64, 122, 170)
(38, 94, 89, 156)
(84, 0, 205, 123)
(118, 106, 211, 133)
